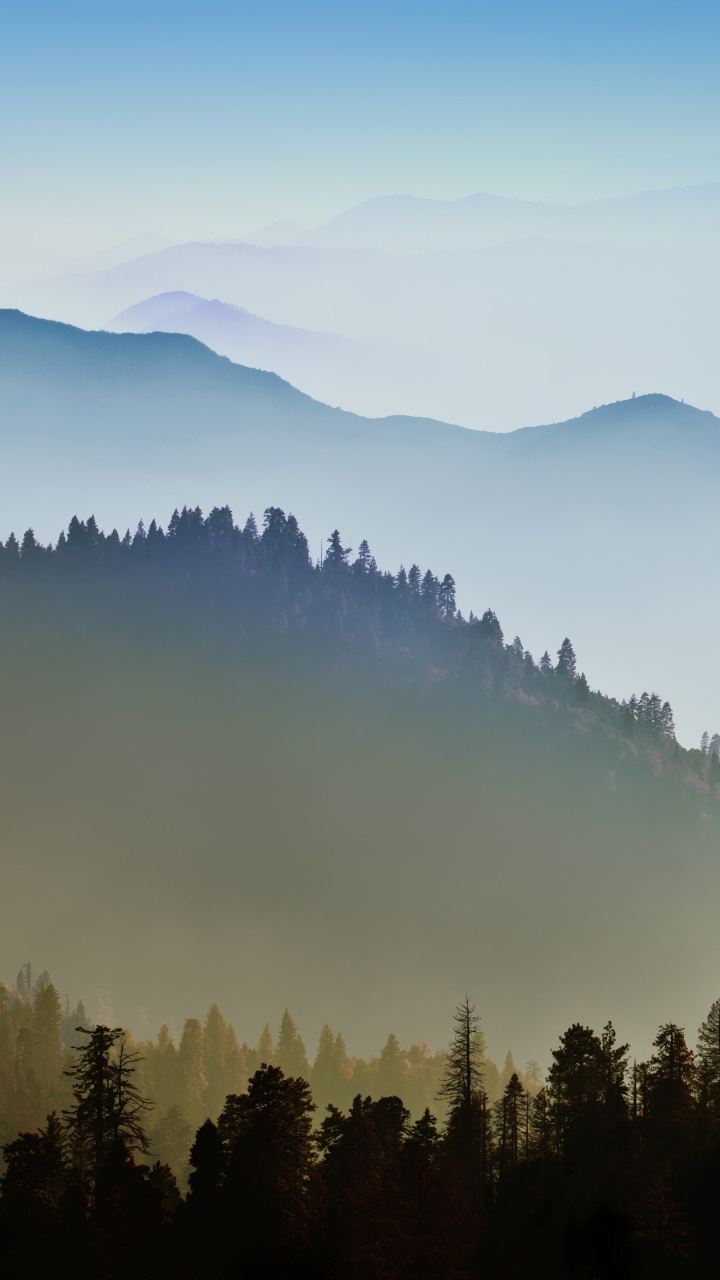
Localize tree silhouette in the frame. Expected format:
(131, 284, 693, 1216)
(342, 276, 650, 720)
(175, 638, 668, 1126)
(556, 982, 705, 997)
(63, 1025, 151, 1182)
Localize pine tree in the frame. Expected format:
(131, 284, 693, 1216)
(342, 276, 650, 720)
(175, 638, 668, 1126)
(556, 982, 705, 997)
(438, 573, 456, 618)
(151, 1104, 193, 1184)
(257, 1022, 274, 1066)
(500, 1050, 517, 1089)
(420, 570, 438, 609)
(378, 1033, 407, 1099)
(477, 609, 504, 645)
(647, 1023, 695, 1133)
(354, 539, 372, 573)
(311, 1024, 343, 1110)
(599, 1021, 629, 1117)
(440, 998, 487, 1190)
(218, 1065, 316, 1269)
(324, 529, 352, 570)
(495, 1073, 524, 1173)
(63, 1025, 151, 1177)
(243, 512, 259, 543)
(203, 1003, 229, 1120)
(407, 564, 422, 596)
(547, 1023, 604, 1150)
(178, 1018, 208, 1129)
(276, 1010, 310, 1081)
(30, 981, 62, 1095)
(555, 638, 577, 680)
(697, 998, 720, 1118)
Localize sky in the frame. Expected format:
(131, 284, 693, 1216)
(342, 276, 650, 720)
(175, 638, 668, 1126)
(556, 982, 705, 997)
(2, 0, 720, 277)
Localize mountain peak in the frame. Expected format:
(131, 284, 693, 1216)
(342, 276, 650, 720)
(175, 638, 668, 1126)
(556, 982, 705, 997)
(573, 392, 717, 426)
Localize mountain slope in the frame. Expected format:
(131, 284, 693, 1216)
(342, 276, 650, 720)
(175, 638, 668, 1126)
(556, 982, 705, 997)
(15, 229, 720, 430)
(244, 184, 720, 253)
(1, 308, 719, 745)
(0, 500, 715, 1061)
(108, 291, 409, 411)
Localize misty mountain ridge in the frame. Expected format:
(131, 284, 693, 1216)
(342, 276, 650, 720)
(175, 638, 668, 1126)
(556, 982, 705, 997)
(1, 307, 719, 749)
(108, 299, 718, 444)
(242, 182, 720, 253)
(107, 292, 406, 411)
(4, 307, 715, 437)
(15, 217, 720, 432)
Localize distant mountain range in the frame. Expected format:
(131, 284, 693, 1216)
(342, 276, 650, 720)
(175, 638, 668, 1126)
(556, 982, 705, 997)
(12, 183, 720, 430)
(108, 291, 412, 412)
(242, 183, 720, 253)
(1, 307, 718, 744)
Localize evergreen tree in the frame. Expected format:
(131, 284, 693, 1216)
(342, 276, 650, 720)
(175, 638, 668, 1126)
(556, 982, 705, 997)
(440, 998, 487, 1190)
(275, 1009, 310, 1081)
(421, 570, 438, 609)
(438, 573, 456, 618)
(29, 980, 62, 1095)
(494, 1073, 524, 1173)
(257, 1022, 274, 1066)
(218, 1065, 316, 1270)
(20, 529, 43, 562)
(312, 1024, 351, 1110)
(151, 1103, 193, 1184)
(479, 609, 504, 645)
(324, 529, 352, 570)
(354, 538, 372, 573)
(407, 564, 422, 596)
(697, 997, 720, 1120)
(599, 1020, 630, 1117)
(547, 1023, 604, 1150)
(63, 1025, 151, 1178)
(378, 1033, 407, 1099)
(647, 1023, 695, 1133)
(555, 637, 577, 680)
(178, 1018, 208, 1129)
(203, 1003, 229, 1120)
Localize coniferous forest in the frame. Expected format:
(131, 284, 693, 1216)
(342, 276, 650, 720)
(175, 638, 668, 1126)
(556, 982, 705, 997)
(3, 969, 720, 1278)
(2, 503, 720, 1276)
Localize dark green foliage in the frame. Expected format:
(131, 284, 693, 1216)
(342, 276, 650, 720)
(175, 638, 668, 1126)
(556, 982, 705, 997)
(0, 500, 688, 793)
(63, 1025, 151, 1179)
(4, 998, 720, 1274)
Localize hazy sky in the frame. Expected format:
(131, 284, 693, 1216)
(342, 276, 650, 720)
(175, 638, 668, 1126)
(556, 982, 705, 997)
(3, 0, 720, 275)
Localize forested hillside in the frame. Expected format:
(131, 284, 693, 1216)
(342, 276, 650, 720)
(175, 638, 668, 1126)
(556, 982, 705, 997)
(0, 500, 718, 1060)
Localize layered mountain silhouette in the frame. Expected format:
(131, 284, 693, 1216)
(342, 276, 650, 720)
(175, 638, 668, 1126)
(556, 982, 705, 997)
(15, 187, 720, 428)
(1, 307, 718, 744)
(108, 291, 410, 411)
(244, 184, 720, 252)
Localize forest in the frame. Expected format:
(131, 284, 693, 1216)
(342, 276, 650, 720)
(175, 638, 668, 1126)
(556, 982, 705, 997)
(2, 971, 720, 1278)
(1, 503, 719, 1072)
(2, 503, 720, 1276)
(0, 500, 693, 760)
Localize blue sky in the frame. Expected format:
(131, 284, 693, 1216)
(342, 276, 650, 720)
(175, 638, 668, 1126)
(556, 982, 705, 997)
(2, 0, 720, 271)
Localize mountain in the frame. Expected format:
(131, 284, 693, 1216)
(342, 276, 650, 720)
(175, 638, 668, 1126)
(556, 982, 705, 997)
(1, 308, 719, 747)
(244, 184, 720, 253)
(13, 218, 720, 430)
(108, 291, 411, 412)
(0, 496, 714, 1060)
